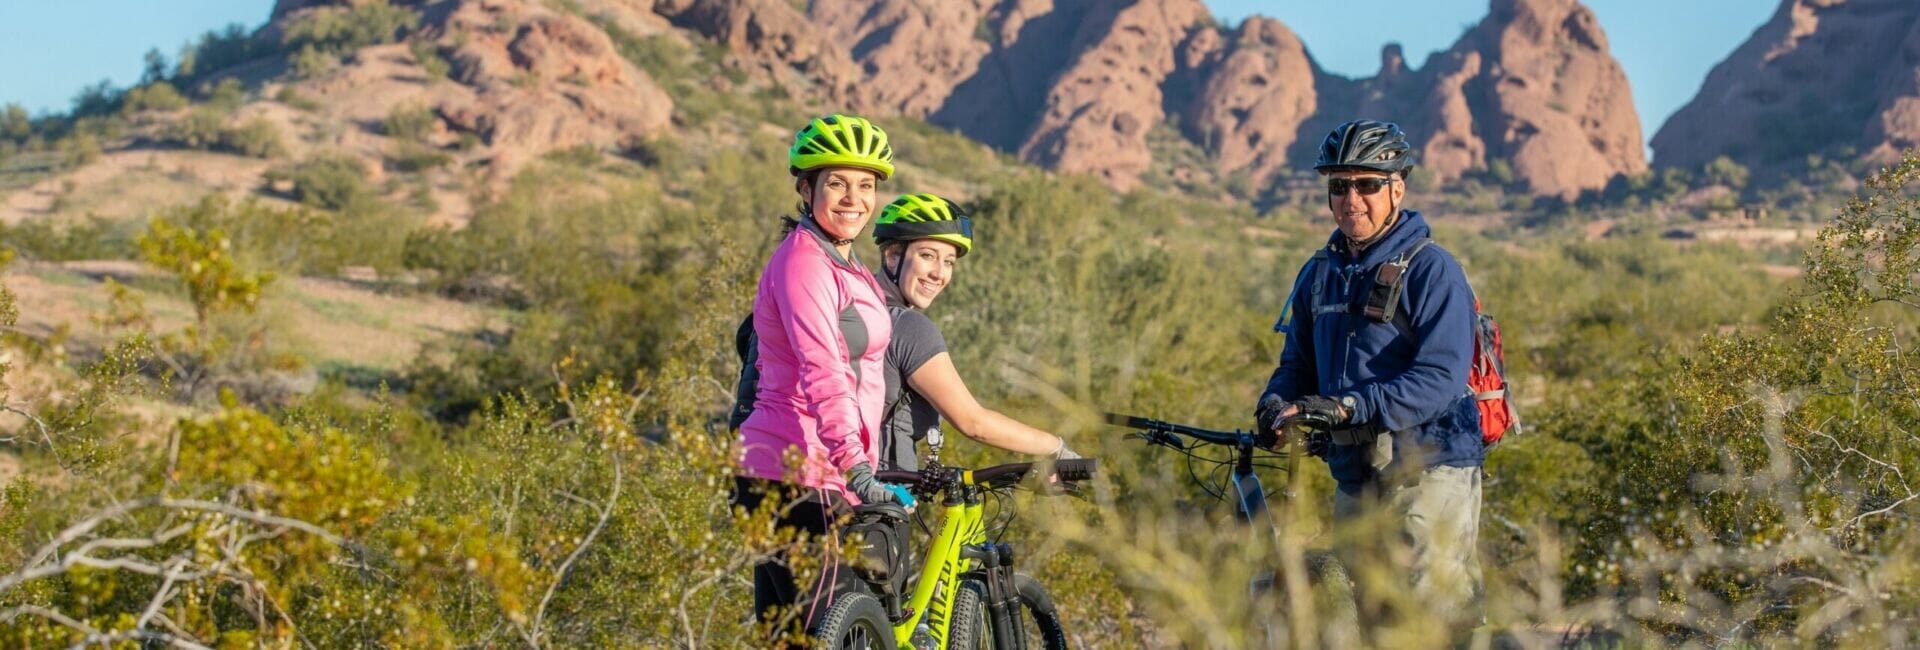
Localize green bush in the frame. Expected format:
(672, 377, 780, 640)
(0, 216, 143, 261)
(175, 23, 270, 80)
(383, 103, 436, 142)
(290, 44, 337, 79)
(201, 77, 248, 111)
(164, 108, 227, 149)
(119, 81, 189, 114)
(387, 142, 452, 172)
(282, 0, 420, 54)
(160, 194, 415, 276)
(0, 104, 31, 143)
(163, 111, 285, 158)
(1702, 154, 1751, 190)
(271, 153, 374, 211)
(224, 117, 286, 158)
(411, 40, 450, 80)
(274, 86, 321, 111)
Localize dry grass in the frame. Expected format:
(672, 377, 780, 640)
(6, 260, 500, 373)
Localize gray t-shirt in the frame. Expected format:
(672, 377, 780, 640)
(880, 308, 948, 472)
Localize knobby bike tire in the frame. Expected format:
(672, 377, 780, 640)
(1014, 573, 1069, 650)
(950, 580, 990, 649)
(811, 591, 891, 650)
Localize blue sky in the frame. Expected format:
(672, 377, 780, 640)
(1, 0, 1776, 145)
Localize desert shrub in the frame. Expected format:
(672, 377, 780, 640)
(273, 85, 320, 111)
(0, 104, 31, 144)
(0, 216, 143, 261)
(383, 103, 436, 142)
(162, 193, 414, 275)
(67, 80, 122, 118)
(175, 23, 270, 80)
(55, 133, 102, 169)
(1702, 155, 1751, 191)
(411, 40, 451, 80)
(201, 77, 248, 112)
(224, 118, 286, 158)
(164, 110, 285, 158)
(289, 44, 337, 78)
(282, 0, 419, 55)
(163, 107, 226, 148)
(269, 153, 374, 211)
(118, 81, 189, 114)
(387, 142, 451, 172)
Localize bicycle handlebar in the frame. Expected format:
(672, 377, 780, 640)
(1105, 412, 1265, 447)
(874, 459, 1098, 493)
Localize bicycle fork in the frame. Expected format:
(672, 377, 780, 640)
(967, 542, 1027, 650)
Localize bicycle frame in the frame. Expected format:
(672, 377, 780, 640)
(893, 478, 988, 648)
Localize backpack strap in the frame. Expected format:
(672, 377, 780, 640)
(879, 305, 913, 437)
(728, 313, 760, 432)
(1364, 238, 1435, 324)
(1274, 248, 1332, 333)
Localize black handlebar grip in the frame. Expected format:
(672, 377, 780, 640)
(1103, 413, 1153, 429)
(874, 470, 921, 485)
(1054, 458, 1098, 482)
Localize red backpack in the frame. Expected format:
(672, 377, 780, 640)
(1465, 297, 1518, 447)
(1278, 238, 1520, 447)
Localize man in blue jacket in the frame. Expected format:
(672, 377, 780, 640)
(1259, 119, 1483, 620)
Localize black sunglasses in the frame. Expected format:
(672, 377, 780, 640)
(1327, 177, 1394, 197)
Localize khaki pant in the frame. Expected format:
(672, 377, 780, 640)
(1333, 464, 1484, 621)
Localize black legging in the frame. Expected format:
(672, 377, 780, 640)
(732, 476, 868, 635)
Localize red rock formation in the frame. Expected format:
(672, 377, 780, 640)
(431, 0, 672, 167)
(928, 0, 1107, 153)
(1402, 0, 1646, 197)
(808, 0, 996, 117)
(1016, 0, 1212, 189)
(653, 0, 863, 106)
(1177, 17, 1319, 185)
(1653, 0, 1920, 172)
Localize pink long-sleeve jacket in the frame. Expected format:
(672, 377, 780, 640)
(737, 220, 892, 503)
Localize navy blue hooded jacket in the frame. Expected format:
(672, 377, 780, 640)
(1263, 210, 1483, 487)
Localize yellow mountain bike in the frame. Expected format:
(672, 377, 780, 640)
(808, 456, 1097, 649)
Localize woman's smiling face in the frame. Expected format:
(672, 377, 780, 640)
(886, 239, 960, 309)
(800, 167, 880, 242)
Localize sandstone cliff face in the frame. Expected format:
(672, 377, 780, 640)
(270, 0, 673, 180)
(262, 0, 1651, 196)
(808, 0, 995, 118)
(432, 0, 673, 170)
(1015, 0, 1213, 189)
(1175, 17, 1319, 186)
(1390, 0, 1645, 197)
(928, 0, 1108, 153)
(653, 0, 863, 106)
(1652, 0, 1920, 171)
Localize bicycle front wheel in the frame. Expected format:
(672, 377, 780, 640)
(1012, 573, 1068, 650)
(950, 580, 990, 649)
(811, 591, 891, 650)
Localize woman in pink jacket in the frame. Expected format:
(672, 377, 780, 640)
(732, 114, 911, 636)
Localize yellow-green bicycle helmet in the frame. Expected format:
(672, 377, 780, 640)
(874, 193, 974, 257)
(789, 114, 895, 180)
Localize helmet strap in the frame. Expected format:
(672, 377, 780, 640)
(888, 248, 908, 284)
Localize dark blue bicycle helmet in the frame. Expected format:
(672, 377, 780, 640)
(1314, 120, 1415, 175)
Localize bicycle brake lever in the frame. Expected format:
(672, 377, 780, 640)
(1137, 430, 1181, 448)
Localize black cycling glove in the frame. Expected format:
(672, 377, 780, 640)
(1291, 395, 1350, 426)
(1255, 394, 1290, 436)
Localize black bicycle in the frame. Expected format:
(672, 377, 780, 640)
(1106, 412, 1355, 648)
